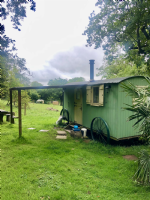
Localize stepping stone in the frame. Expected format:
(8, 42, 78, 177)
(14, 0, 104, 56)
(28, 128, 36, 130)
(65, 129, 71, 133)
(56, 135, 67, 139)
(123, 155, 138, 161)
(39, 130, 49, 132)
(57, 131, 66, 135)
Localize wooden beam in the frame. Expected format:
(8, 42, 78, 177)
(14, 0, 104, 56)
(18, 90, 22, 137)
(63, 89, 64, 110)
(10, 89, 13, 123)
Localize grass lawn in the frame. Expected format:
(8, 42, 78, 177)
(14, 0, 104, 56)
(1, 99, 150, 200)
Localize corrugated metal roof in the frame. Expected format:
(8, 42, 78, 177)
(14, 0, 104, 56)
(10, 76, 144, 90)
(64, 76, 144, 86)
(65, 81, 89, 86)
(10, 85, 64, 90)
(87, 76, 134, 85)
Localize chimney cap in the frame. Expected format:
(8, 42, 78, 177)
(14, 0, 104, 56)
(89, 59, 95, 64)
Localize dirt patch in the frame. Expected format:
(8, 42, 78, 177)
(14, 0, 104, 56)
(123, 155, 138, 161)
(83, 139, 91, 143)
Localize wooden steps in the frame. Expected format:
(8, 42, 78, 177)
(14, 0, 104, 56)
(56, 131, 67, 139)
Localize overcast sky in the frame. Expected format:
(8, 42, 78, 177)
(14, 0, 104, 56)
(5, 0, 104, 85)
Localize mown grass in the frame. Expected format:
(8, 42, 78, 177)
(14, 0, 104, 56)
(1, 99, 150, 200)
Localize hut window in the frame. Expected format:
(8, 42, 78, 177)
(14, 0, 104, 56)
(76, 89, 81, 100)
(93, 87, 99, 103)
(86, 85, 104, 106)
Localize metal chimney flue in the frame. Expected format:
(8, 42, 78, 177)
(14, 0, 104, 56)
(89, 60, 95, 82)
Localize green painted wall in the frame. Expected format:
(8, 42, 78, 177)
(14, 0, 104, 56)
(64, 77, 148, 140)
(64, 88, 74, 122)
(117, 76, 148, 139)
(82, 84, 119, 138)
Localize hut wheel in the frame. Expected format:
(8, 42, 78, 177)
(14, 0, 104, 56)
(60, 109, 69, 125)
(90, 117, 110, 144)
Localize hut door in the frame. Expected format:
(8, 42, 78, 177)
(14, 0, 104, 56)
(74, 88, 82, 125)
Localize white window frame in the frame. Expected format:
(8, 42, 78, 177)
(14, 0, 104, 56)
(86, 85, 104, 106)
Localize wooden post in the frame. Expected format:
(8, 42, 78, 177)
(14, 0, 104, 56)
(18, 90, 22, 137)
(24, 103, 26, 115)
(63, 89, 64, 110)
(10, 89, 13, 123)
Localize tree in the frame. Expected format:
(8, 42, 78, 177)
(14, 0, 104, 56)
(48, 78, 68, 86)
(21, 90, 31, 115)
(0, 56, 10, 98)
(15, 73, 31, 86)
(47, 77, 85, 105)
(97, 56, 149, 79)
(27, 82, 43, 102)
(83, 0, 150, 68)
(47, 78, 67, 105)
(0, 56, 31, 99)
(6, 67, 23, 105)
(31, 81, 43, 87)
(0, 56, 22, 100)
(29, 90, 40, 102)
(1, 0, 36, 58)
(0, 0, 36, 100)
(68, 77, 85, 83)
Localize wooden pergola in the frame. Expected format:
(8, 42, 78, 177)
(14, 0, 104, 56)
(10, 81, 88, 137)
(9, 85, 66, 137)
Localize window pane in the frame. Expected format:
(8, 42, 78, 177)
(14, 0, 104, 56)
(76, 90, 80, 100)
(93, 87, 99, 103)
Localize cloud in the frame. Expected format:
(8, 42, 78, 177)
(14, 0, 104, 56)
(48, 46, 104, 76)
(30, 46, 104, 85)
(30, 68, 60, 85)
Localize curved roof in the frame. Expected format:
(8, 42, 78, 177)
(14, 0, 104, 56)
(10, 76, 144, 90)
(65, 76, 144, 86)
(87, 76, 143, 86)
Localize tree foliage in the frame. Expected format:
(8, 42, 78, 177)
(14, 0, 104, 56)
(28, 90, 39, 102)
(83, 0, 150, 68)
(121, 77, 150, 142)
(68, 77, 85, 83)
(0, 0, 36, 102)
(1, 0, 36, 58)
(31, 81, 43, 87)
(134, 149, 150, 185)
(97, 56, 149, 79)
(37, 77, 85, 104)
(48, 78, 68, 86)
(0, 55, 31, 99)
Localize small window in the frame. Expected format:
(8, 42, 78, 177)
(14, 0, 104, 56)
(93, 87, 99, 103)
(86, 85, 104, 106)
(76, 89, 81, 100)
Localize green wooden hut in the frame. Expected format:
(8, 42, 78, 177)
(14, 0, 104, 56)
(9, 60, 147, 142)
(62, 62, 147, 142)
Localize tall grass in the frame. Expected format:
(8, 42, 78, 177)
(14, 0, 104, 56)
(1, 100, 150, 200)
